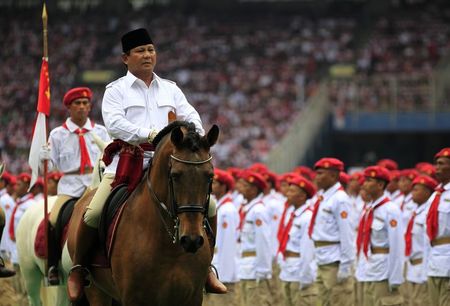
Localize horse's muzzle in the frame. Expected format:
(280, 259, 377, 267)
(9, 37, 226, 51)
(180, 235, 204, 253)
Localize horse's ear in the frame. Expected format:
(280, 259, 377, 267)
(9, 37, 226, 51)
(171, 126, 184, 148)
(205, 124, 219, 148)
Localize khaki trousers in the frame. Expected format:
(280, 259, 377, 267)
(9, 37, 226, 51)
(407, 282, 430, 306)
(49, 194, 73, 225)
(298, 283, 319, 306)
(272, 261, 282, 305)
(282, 281, 299, 306)
(362, 280, 404, 306)
(203, 282, 239, 306)
(428, 277, 450, 306)
(316, 262, 354, 306)
(355, 279, 364, 306)
(0, 207, 5, 227)
(240, 279, 273, 306)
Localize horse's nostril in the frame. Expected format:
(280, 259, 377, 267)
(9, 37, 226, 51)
(180, 235, 203, 253)
(196, 236, 204, 248)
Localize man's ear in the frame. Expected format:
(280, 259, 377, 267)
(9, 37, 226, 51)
(121, 53, 128, 65)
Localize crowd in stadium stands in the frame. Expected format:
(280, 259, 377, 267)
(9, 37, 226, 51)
(1, 10, 356, 172)
(329, 5, 450, 116)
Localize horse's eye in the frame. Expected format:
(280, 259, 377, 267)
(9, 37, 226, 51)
(171, 172, 181, 180)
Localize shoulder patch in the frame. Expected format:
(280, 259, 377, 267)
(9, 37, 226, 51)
(340, 211, 348, 219)
(222, 222, 228, 229)
(273, 215, 278, 221)
(255, 219, 263, 227)
(389, 219, 398, 228)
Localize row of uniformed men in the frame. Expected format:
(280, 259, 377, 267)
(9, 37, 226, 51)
(204, 148, 450, 306)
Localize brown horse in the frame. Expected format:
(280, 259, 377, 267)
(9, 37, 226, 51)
(67, 121, 219, 306)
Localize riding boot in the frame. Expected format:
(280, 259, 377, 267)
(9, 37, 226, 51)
(204, 215, 227, 294)
(67, 220, 98, 302)
(0, 224, 15, 278)
(47, 223, 60, 285)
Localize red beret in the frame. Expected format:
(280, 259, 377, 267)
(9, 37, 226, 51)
(1, 171, 12, 185)
(412, 175, 438, 191)
(314, 158, 344, 172)
(399, 169, 419, 181)
(32, 177, 44, 188)
(279, 172, 302, 183)
(350, 172, 365, 186)
(293, 166, 314, 181)
(260, 170, 279, 189)
(226, 167, 242, 179)
(239, 170, 268, 191)
(9, 176, 17, 186)
(389, 170, 401, 181)
(17, 173, 31, 183)
(289, 176, 316, 198)
(48, 172, 63, 181)
(339, 172, 350, 186)
(364, 166, 391, 182)
(248, 163, 269, 174)
(63, 87, 92, 107)
(377, 159, 398, 171)
(434, 148, 450, 160)
(214, 169, 235, 191)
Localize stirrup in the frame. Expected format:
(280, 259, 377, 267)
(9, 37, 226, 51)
(69, 265, 91, 287)
(210, 265, 220, 279)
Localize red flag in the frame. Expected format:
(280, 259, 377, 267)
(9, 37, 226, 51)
(28, 58, 51, 188)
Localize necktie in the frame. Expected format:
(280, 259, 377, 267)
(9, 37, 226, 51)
(356, 197, 390, 257)
(238, 205, 246, 232)
(277, 201, 290, 243)
(74, 128, 92, 174)
(404, 211, 417, 256)
(308, 195, 323, 238)
(277, 211, 295, 257)
(9, 194, 34, 241)
(426, 187, 445, 241)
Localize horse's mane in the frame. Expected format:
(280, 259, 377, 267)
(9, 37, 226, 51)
(152, 120, 206, 151)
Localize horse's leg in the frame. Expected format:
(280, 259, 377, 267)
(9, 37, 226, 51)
(21, 263, 43, 306)
(85, 285, 113, 306)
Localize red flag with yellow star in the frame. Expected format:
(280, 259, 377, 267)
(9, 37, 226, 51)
(29, 58, 51, 188)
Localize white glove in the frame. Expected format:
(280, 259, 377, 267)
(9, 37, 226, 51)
(337, 262, 352, 283)
(147, 129, 159, 143)
(39, 144, 51, 162)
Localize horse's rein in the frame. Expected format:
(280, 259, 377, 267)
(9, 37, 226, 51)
(146, 154, 213, 244)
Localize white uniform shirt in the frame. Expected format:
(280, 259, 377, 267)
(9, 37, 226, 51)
(311, 182, 354, 268)
(10, 194, 36, 263)
(212, 194, 239, 283)
(400, 193, 418, 227)
(425, 182, 450, 277)
(406, 202, 429, 284)
(102, 71, 204, 174)
(279, 205, 316, 285)
(358, 196, 404, 285)
(0, 192, 15, 256)
(48, 118, 110, 197)
(231, 190, 245, 211)
(238, 194, 272, 280)
(263, 190, 285, 258)
(388, 190, 403, 206)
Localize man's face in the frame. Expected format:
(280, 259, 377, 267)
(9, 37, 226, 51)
(398, 177, 413, 194)
(14, 180, 29, 197)
(346, 179, 360, 196)
(279, 181, 290, 197)
(315, 168, 337, 190)
(211, 179, 226, 199)
(362, 177, 383, 198)
(68, 98, 91, 123)
(286, 185, 307, 207)
(240, 180, 258, 201)
(411, 184, 432, 205)
(122, 44, 157, 76)
(386, 179, 399, 193)
(435, 157, 450, 183)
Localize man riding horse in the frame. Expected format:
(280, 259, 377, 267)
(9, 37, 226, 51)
(67, 28, 227, 302)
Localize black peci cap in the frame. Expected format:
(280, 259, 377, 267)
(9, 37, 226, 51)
(121, 28, 153, 53)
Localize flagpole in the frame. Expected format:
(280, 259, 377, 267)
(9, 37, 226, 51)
(42, 2, 50, 279)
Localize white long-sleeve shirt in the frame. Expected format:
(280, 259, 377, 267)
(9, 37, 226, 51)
(48, 118, 110, 197)
(102, 71, 203, 174)
(212, 193, 240, 283)
(263, 190, 285, 258)
(238, 194, 272, 280)
(406, 202, 429, 284)
(357, 196, 404, 285)
(311, 182, 354, 267)
(425, 182, 450, 278)
(0, 192, 15, 256)
(279, 205, 316, 285)
(10, 193, 36, 263)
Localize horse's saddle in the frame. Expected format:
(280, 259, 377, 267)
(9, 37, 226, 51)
(34, 198, 78, 259)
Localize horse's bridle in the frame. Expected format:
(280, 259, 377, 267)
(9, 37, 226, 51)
(146, 154, 213, 244)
